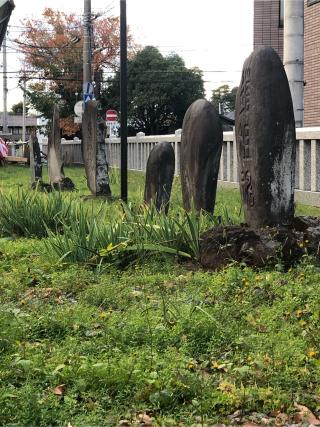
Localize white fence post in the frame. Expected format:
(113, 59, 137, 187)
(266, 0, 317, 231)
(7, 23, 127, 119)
(174, 129, 181, 176)
(219, 144, 224, 181)
(227, 140, 231, 182)
(299, 139, 305, 190)
(311, 139, 317, 192)
(232, 127, 238, 182)
(136, 132, 145, 171)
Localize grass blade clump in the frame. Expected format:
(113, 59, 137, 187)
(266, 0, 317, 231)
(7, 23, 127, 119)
(45, 207, 129, 263)
(0, 190, 77, 238)
(45, 202, 222, 264)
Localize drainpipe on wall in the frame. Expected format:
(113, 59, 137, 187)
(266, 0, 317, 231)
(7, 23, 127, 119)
(284, 0, 304, 128)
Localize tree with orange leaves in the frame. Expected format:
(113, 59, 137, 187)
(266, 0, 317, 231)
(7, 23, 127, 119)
(15, 7, 135, 136)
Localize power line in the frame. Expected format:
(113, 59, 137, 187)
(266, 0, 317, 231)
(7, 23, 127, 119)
(3, 76, 234, 87)
(11, 37, 81, 50)
(0, 70, 241, 76)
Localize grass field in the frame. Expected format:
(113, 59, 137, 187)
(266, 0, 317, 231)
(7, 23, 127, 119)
(1, 165, 320, 426)
(2, 164, 319, 215)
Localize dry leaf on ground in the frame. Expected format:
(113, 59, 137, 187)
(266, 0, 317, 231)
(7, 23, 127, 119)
(137, 412, 153, 426)
(52, 384, 66, 396)
(293, 403, 320, 425)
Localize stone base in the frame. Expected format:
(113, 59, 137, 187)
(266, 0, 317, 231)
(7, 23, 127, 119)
(81, 194, 116, 201)
(52, 177, 75, 191)
(200, 216, 320, 270)
(31, 177, 75, 192)
(31, 181, 53, 192)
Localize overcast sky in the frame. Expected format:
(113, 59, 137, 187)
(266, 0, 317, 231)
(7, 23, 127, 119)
(1, 0, 254, 111)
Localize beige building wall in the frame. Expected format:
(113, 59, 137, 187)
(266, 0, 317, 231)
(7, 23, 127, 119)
(254, 0, 320, 127)
(304, 0, 320, 127)
(254, 0, 284, 60)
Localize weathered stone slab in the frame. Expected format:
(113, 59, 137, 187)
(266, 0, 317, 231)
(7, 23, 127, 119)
(235, 46, 296, 228)
(144, 141, 175, 213)
(48, 105, 63, 185)
(180, 99, 223, 213)
(82, 101, 111, 197)
(29, 131, 42, 186)
(47, 106, 75, 191)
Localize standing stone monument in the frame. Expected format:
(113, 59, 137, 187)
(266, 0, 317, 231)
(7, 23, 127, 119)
(82, 100, 112, 197)
(180, 99, 223, 213)
(235, 46, 296, 228)
(29, 130, 42, 187)
(144, 141, 175, 213)
(47, 105, 75, 190)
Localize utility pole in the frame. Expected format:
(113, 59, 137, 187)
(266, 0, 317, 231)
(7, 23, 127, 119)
(22, 72, 26, 142)
(284, 0, 304, 128)
(120, 0, 128, 202)
(2, 33, 8, 134)
(83, 0, 92, 88)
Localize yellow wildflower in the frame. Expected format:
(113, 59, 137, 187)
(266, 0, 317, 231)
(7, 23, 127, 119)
(217, 381, 235, 393)
(263, 355, 272, 365)
(307, 348, 317, 358)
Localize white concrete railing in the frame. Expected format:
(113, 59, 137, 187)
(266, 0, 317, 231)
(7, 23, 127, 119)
(41, 127, 320, 206)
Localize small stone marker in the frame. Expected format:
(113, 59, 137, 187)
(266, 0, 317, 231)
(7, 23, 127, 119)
(144, 141, 175, 213)
(180, 99, 223, 213)
(29, 130, 42, 186)
(48, 105, 75, 190)
(82, 100, 111, 197)
(48, 105, 64, 186)
(235, 46, 296, 228)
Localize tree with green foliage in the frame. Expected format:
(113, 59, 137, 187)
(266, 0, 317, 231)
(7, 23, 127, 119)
(211, 84, 238, 114)
(102, 46, 205, 135)
(9, 101, 29, 115)
(16, 8, 136, 135)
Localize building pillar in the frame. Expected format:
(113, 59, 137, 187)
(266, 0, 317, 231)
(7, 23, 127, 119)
(284, 0, 304, 128)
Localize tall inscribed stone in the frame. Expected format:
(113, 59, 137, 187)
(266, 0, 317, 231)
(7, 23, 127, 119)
(29, 130, 42, 186)
(82, 101, 112, 197)
(48, 105, 75, 190)
(180, 99, 222, 213)
(144, 141, 175, 213)
(235, 46, 296, 228)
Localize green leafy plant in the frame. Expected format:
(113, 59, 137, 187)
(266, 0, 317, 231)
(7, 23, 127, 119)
(45, 203, 221, 264)
(1, 166, 320, 426)
(0, 190, 76, 238)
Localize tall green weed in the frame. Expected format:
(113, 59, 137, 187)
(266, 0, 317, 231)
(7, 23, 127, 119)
(0, 190, 78, 238)
(45, 203, 222, 264)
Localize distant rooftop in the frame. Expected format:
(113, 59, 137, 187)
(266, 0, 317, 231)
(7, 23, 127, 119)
(0, 113, 37, 127)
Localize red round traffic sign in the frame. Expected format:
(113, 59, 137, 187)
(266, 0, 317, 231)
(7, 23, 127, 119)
(106, 109, 118, 122)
